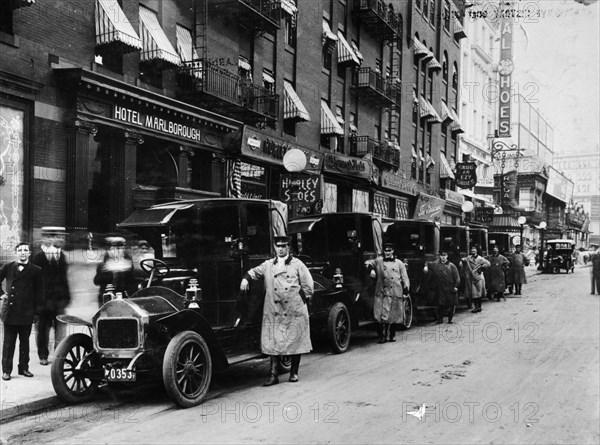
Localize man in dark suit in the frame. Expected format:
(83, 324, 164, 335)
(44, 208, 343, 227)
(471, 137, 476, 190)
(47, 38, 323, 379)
(0, 242, 43, 380)
(32, 227, 71, 366)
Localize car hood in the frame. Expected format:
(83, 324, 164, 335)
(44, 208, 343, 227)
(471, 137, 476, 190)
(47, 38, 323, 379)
(92, 294, 180, 324)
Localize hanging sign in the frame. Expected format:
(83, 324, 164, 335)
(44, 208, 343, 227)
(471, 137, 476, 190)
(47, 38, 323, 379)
(473, 207, 494, 223)
(455, 162, 478, 188)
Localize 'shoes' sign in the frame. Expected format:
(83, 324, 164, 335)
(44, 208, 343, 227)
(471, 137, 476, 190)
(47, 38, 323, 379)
(455, 162, 478, 188)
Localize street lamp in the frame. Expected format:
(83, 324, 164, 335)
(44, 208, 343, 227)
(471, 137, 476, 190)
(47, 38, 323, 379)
(538, 221, 547, 271)
(462, 200, 474, 225)
(517, 215, 527, 249)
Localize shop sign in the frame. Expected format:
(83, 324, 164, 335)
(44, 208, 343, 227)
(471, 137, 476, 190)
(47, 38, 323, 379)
(380, 171, 419, 196)
(413, 193, 446, 221)
(280, 174, 321, 216)
(497, 6, 513, 138)
(443, 188, 465, 206)
(455, 162, 478, 188)
(241, 129, 322, 174)
(545, 166, 574, 203)
(113, 105, 203, 142)
(473, 207, 494, 223)
(324, 152, 377, 182)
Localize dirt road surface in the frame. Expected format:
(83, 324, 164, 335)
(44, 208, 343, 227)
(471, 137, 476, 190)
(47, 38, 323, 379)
(2, 266, 598, 444)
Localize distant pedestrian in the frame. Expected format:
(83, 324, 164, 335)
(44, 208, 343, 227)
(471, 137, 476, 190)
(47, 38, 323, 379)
(508, 245, 528, 295)
(486, 246, 510, 302)
(240, 235, 313, 385)
(32, 227, 71, 366)
(94, 236, 135, 307)
(424, 251, 460, 324)
(590, 244, 600, 295)
(461, 247, 490, 313)
(0, 243, 43, 380)
(366, 243, 410, 342)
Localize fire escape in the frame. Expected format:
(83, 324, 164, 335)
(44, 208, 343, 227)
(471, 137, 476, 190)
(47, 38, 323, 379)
(175, 0, 281, 128)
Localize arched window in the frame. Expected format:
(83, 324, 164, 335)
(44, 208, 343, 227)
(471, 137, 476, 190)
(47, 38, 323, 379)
(442, 51, 449, 103)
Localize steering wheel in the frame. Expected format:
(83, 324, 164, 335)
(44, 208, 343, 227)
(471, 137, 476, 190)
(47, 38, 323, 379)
(140, 258, 171, 288)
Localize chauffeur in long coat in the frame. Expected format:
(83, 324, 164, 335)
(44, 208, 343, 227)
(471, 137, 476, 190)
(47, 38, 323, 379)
(365, 243, 410, 343)
(485, 246, 510, 302)
(240, 235, 314, 386)
(461, 247, 491, 313)
(0, 242, 43, 380)
(424, 251, 461, 324)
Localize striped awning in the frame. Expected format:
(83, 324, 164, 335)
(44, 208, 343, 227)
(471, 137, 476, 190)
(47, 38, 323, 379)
(337, 32, 361, 66)
(448, 107, 465, 133)
(419, 97, 442, 123)
(139, 5, 180, 66)
(283, 81, 310, 121)
(427, 56, 442, 72)
(281, 0, 297, 16)
(238, 56, 251, 72)
(454, 18, 467, 40)
(321, 100, 344, 135)
(439, 153, 455, 179)
(176, 25, 202, 78)
(350, 41, 364, 63)
(322, 20, 338, 45)
(440, 101, 452, 122)
(413, 39, 433, 60)
(95, 0, 142, 52)
(262, 69, 275, 84)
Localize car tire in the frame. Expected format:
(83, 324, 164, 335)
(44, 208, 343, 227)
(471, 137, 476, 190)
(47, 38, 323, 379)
(163, 331, 212, 408)
(399, 295, 413, 330)
(51, 333, 100, 404)
(327, 302, 351, 354)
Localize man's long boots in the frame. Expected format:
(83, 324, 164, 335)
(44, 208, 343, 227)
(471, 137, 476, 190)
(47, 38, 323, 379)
(289, 354, 301, 382)
(263, 355, 279, 386)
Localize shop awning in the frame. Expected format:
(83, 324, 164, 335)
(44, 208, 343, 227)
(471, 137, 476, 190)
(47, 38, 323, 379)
(283, 80, 310, 121)
(281, 0, 297, 16)
(95, 0, 142, 53)
(139, 5, 181, 67)
(439, 153, 455, 179)
(454, 18, 467, 40)
(427, 56, 442, 72)
(321, 100, 344, 135)
(489, 215, 520, 232)
(337, 32, 361, 66)
(322, 20, 338, 45)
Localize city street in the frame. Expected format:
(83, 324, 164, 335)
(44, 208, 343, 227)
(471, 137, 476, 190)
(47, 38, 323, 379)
(1, 266, 598, 445)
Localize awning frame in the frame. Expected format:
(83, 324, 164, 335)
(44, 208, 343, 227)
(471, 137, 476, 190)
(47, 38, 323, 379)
(139, 5, 181, 67)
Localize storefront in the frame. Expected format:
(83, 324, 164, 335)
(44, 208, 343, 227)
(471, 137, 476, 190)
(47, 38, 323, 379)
(378, 171, 419, 220)
(441, 188, 464, 225)
(56, 68, 243, 234)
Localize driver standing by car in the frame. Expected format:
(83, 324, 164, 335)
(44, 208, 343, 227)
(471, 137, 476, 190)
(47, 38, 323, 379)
(240, 235, 314, 386)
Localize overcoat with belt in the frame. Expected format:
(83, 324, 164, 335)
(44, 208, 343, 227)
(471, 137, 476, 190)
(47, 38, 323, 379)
(0, 261, 43, 325)
(365, 257, 410, 324)
(245, 255, 314, 355)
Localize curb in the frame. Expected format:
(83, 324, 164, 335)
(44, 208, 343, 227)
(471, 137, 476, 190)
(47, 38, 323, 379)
(1, 396, 62, 423)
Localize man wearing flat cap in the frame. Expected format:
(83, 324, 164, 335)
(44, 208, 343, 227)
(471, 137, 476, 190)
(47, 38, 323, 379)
(240, 235, 313, 386)
(365, 242, 410, 343)
(32, 227, 71, 365)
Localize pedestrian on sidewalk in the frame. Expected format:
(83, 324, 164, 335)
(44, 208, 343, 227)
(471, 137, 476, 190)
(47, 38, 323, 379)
(485, 246, 510, 302)
(32, 227, 71, 366)
(366, 242, 410, 342)
(94, 236, 135, 307)
(240, 235, 313, 385)
(424, 251, 460, 324)
(508, 245, 528, 296)
(0, 242, 43, 381)
(461, 247, 490, 313)
(590, 244, 600, 295)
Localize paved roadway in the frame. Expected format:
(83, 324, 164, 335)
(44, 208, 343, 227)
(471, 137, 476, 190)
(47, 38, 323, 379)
(1, 265, 598, 445)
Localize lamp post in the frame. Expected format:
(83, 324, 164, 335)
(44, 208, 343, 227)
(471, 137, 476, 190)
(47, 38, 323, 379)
(517, 215, 527, 250)
(282, 148, 308, 218)
(538, 221, 547, 271)
(490, 139, 522, 211)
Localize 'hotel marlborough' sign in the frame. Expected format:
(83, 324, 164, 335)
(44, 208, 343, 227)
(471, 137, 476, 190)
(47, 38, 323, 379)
(113, 105, 203, 142)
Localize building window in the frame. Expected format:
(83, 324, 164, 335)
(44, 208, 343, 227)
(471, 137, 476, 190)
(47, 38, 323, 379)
(452, 62, 459, 109)
(429, 0, 436, 24)
(441, 122, 448, 156)
(423, 0, 429, 19)
(415, 0, 421, 10)
(284, 13, 297, 48)
(442, 52, 449, 103)
(263, 69, 275, 93)
(352, 189, 369, 213)
(443, 0, 450, 31)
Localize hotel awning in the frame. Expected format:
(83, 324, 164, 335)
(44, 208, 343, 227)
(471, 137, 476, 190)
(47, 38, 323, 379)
(95, 0, 142, 53)
(439, 153, 455, 179)
(337, 32, 361, 66)
(321, 100, 344, 135)
(454, 18, 467, 40)
(281, 0, 297, 16)
(322, 20, 338, 45)
(139, 5, 181, 67)
(283, 81, 310, 121)
(427, 56, 442, 72)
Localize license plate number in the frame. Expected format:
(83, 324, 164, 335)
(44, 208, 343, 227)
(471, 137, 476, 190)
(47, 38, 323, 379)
(104, 368, 136, 382)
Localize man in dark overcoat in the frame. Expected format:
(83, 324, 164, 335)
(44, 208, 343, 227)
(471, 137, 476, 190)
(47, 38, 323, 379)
(32, 227, 71, 365)
(485, 246, 510, 302)
(0, 242, 43, 380)
(425, 251, 461, 324)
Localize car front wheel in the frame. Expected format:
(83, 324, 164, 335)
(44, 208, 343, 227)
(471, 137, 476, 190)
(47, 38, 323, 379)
(399, 295, 413, 330)
(51, 333, 101, 404)
(163, 331, 212, 408)
(327, 302, 351, 354)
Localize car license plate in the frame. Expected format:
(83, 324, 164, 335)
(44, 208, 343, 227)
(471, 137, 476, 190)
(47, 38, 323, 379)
(104, 367, 136, 382)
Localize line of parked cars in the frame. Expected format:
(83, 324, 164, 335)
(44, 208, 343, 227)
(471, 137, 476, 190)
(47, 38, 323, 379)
(51, 198, 491, 409)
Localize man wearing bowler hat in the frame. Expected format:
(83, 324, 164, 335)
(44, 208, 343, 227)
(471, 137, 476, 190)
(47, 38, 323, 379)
(32, 227, 71, 365)
(240, 235, 313, 386)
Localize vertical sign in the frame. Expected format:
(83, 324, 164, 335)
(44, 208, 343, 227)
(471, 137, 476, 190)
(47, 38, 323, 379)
(497, 3, 514, 138)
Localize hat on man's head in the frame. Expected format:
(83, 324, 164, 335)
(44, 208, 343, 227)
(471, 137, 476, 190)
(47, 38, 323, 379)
(383, 242, 395, 250)
(273, 235, 291, 245)
(105, 236, 126, 247)
(41, 226, 66, 236)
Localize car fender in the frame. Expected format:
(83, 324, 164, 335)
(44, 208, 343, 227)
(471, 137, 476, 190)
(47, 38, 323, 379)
(156, 310, 228, 371)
